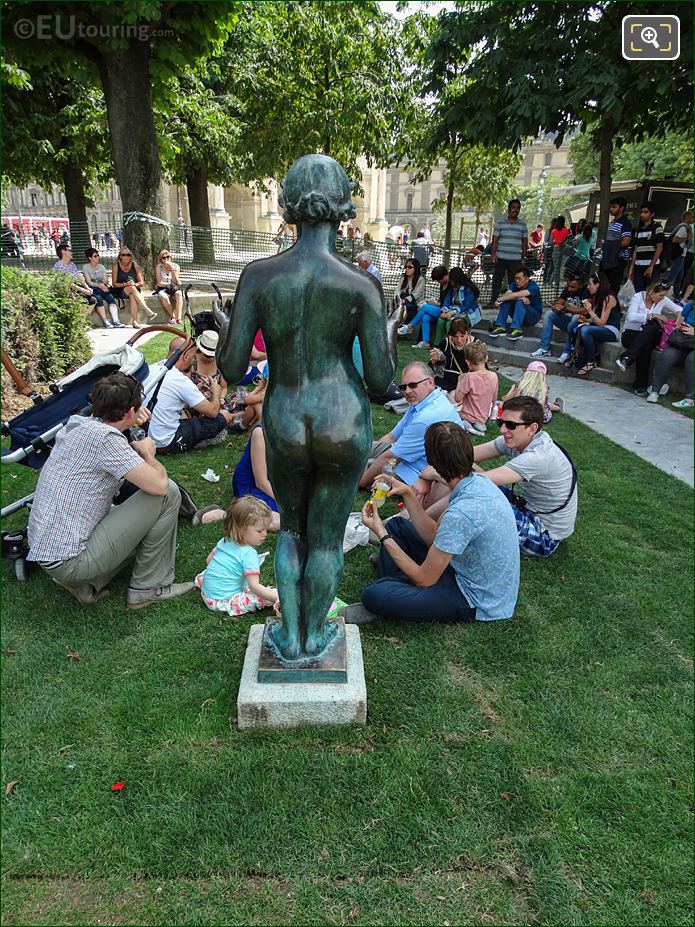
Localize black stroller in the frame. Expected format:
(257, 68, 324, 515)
(1, 325, 195, 581)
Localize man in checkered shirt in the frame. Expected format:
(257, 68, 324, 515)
(27, 372, 195, 608)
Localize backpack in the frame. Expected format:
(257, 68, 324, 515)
(412, 242, 430, 270)
(667, 225, 687, 262)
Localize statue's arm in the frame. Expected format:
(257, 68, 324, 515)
(357, 291, 395, 396)
(216, 268, 260, 384)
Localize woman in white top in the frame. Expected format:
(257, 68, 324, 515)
(154, 250, 183, 323)
(615, 280, 681, 395)
(82, 248, 124, 328)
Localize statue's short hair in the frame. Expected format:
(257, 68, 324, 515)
(280, 154, 357, 225)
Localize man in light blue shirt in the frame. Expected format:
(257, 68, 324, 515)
(342, 421, 520, 625)
(356, 251, 382, 283)
(359, 361, 463, 489)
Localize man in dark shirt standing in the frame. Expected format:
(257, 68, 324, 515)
(627, 203, 664, 293)
(599, 196, 633, 293)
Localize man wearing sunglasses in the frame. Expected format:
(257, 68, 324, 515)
(473, 396, 577, 557)
(341, 421, 519, 626)
(359, 361, 463, 492)
(27, 372, 194, 608)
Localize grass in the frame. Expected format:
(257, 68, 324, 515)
(1, 337, 693, 926)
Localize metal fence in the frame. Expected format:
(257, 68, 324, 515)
(1, 220, 591, 305)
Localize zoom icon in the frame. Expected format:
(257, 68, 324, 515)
(622, 15, 680, 60)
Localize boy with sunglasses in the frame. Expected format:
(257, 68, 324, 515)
(473, 396, 577, 557)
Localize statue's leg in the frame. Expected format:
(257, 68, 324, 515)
(266, 455, 309, 661)
(303, 465, 360, 656)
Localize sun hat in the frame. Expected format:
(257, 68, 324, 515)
(196, 330, 219, 357)
(526, 360, 547, 374)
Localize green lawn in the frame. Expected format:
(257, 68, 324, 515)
(1, 337, 693, 926)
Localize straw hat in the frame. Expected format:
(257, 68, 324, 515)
(196, 330, 219, 357)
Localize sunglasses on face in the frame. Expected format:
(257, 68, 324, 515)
(497, 418, 530, 431)
(405, 264, 414, 269)
(120, 252, 132, 258)
(161, 254, 171, 259)
(398, 377, 431, 391)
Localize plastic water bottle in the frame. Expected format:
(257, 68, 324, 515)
(370, 458, 397, 508)
(234, 386, 248, 410)
(130, 426, 147, 442)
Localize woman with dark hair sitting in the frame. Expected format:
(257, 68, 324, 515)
(340, 421, 519, 626)
(432, 266, 481, 345)
(391, 256, 426, 326)
(428, 316, 475, 392)
(398, 264, 456, 349)
(561, 272, 620, 377)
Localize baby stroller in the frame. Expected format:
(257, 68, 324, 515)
(183, 282, 229, 338)
(1, 325, 194, 581)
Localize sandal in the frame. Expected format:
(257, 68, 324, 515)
(191, 504, 224, 528)
(577, 362, 597, 377)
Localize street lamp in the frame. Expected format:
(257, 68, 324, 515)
(537, 168, 548, 223)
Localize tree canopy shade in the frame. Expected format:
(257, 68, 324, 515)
(217, 0, 413, 189)
(570, 127, 694, 185)
(2, 70, 114, 256)
(2, 1, 240, 272)
(422, 1, 693, 237)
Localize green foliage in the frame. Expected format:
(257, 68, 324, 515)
(518, 174, 583, 228)
(1, 268, 91, 385)
(431, 145, 522, 226)
(214, 0, 413, 188)
(1, 72, 113, 201)
(570, 127, 695, 184)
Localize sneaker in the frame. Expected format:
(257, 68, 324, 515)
(470, 422, 487, 435)
(553, 397, 565, 413)
(126, 581, 195, 610)
(397, 325, 413, 336)
(507, 329, 523, 340)
(52, 579, 111, 605)
(615, 354, 632, 372)
(338, 603, 380, 626)
(659, 384, 670, 396)
(488, 326, 506, 338)
(672, 398, 694, 408)
(633, 388, 648, 397)
(112, 320, 125, 328)
(415, 341, 430, 349)
(103, 320, 113, 328)
(530, 347, 550, 357)
(557, 352, 571, 364)
(646, 392, 659, 403)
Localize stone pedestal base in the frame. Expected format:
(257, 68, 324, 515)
(237, 624, 367, 730)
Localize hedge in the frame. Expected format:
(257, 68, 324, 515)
(1, 268, 92, 389)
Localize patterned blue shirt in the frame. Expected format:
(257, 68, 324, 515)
(434, 474, 520, 621)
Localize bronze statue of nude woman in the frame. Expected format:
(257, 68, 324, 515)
(217, 154, 394, 660)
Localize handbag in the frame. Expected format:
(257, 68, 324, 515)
(658, 319, 677, 351)
(667, 328, 694, 352)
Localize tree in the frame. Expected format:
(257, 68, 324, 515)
(422, 1, 693, 239)
(2, 70, 114, 257)
(2, 2, 240, 273)
(570, 126, 694, 184)
(215, 1, 413, 188)
(431, 145, 521, 248)
(158, 69, 245, 262)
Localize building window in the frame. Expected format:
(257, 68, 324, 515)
(544, 152, 552, 166)
(30, 192, 37, 207)
(406, 192, 414, 212)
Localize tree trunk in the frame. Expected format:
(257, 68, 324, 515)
(474, 206, 481, 242)
(98, 42, 168, 284)
(444, 178, 455, 265)
(62, 161, 90, 260)
(186, 166, 215, 264)
(597, 117, 614, 244)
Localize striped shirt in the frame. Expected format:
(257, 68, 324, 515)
(631, 222, 664, 267)
(492, 218, 528, 260)
(27, 416, 143, 562)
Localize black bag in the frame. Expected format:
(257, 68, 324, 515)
(667, 328, 694, 352)
(599, 237, 622, 271)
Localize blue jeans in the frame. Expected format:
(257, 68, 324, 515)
(408, 303, 441, 342)
(539, 309, 572, 351)
(362, 518, 475, 622)
(495, 300, 542, 330)
(563, 320, 617, 362)
(90, 286, 117, 308)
